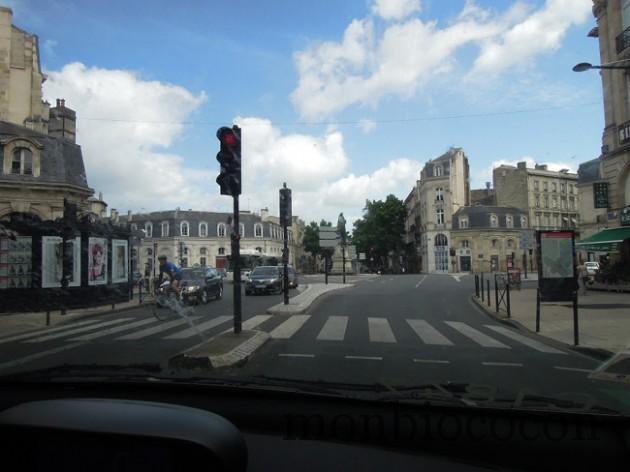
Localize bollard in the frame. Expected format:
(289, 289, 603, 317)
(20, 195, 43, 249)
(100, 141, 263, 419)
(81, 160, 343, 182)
(481, 274, 485, 302)
(475, 274, 480, 297)
(487, 280, 491, 307)
(506, 282, 511, 318)
(46, 311, 50, 326)
(139, 280, 143, 304)
(495, 275, 499, 313)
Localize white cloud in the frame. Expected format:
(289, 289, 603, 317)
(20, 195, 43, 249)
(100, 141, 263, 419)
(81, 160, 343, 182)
(372, 0, 421, 21)
(291, 0, 590, 120)
(357, 118, 376, 134)
(43, 62, 210, 211)
(475, 156, 577, 186)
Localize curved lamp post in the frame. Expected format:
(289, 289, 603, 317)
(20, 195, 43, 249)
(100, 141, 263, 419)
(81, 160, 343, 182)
(573, 59, 630, 72)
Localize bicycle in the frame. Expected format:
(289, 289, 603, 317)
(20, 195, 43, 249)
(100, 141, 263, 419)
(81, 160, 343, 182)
(152, 279, 194, 321)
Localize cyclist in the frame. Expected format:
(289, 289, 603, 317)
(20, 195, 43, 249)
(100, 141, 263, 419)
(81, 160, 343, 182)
(157, 255, 182, 296)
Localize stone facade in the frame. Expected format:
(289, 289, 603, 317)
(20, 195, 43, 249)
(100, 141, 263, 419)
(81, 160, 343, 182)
(577, 158, 609, 241)
(588, 0, 630, 226)
(493, 162, 579, 231)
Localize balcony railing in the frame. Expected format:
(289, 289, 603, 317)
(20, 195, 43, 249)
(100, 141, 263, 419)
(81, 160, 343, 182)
(616, 25, 630, 54)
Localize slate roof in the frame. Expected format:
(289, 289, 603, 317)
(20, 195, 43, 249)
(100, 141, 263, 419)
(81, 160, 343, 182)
(453, 205, 528, 229)
(577, 158, 601, 184)
(0, 120, 90, 189)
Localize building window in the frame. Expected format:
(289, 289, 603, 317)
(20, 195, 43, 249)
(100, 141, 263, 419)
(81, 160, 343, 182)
(535, 195, 540, 208)
(436, 187, 444, 201)
(200, 257, 207, 266)
(569, 184, 574, 195)
(435, 166, 442, 177)
(492, 239, 498, 248)
(183, 246, 189, 255)
(552, 196, 557, 208)
(534, 180, 539, 191)
(544, 214, 550, 227)
(506, 215, 513, 228)
(147, 248, 153, 256)
(161, 221, 169, 237)
(462, 240, 469, 248)
(180, 221, 189, 237)
(543, 195, 549, 208)
(554, 214, 559, 227)
(217, 223, 226, 238)
(436, 209, 444, 224)
(239, 223, 245, 238)
(218, 247, 225, 255)
(435, 233, 448, 246)
(255, 223, 263, 237)
(490, 214, 498, 227)
(536, 213, 541, 227)
(560, 182, 566, 193)
(543, 182, 548, 192)
(552, 182, 557, 192)
(145, 222, 153, 238)
(507, 239, 514, 249)
(459, 217, 468, 229)
(520, 216, 528, 228)
(561, 198, 567, 210)
(11, 148, 33, 175)
(569, 197, 575, 210)
(200, 247, 207, 255)
(199, 222, 208, 237)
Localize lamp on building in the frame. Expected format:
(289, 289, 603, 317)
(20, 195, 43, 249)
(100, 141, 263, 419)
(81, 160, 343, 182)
(572, 59, 630, 72)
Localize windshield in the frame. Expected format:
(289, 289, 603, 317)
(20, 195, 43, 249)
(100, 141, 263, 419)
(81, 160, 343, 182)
(3, 0, 630, 425)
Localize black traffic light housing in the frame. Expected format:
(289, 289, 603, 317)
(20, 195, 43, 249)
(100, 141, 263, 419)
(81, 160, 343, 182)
(279, 183, 292, 227)
(216, 125, 242, 196)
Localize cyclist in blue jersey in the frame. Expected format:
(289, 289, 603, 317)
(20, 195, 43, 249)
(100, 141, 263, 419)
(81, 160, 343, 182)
(157, 255, 182, 296)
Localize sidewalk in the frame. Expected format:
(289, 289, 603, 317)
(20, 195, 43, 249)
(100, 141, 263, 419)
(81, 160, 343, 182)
(473, 287, 630, 354)
(267, 283, 353, 314)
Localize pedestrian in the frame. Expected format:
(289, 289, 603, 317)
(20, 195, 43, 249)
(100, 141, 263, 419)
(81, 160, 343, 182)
(577, 263, 589, 295)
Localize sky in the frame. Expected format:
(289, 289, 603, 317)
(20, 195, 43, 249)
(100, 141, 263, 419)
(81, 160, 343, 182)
(7, 0, 603, 227)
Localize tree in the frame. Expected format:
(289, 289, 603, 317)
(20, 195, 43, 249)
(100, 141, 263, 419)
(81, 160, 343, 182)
(352, 194, 407, 271)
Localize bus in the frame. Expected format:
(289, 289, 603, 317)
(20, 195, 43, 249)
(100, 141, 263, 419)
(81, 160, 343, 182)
(226, 250, 280, 280)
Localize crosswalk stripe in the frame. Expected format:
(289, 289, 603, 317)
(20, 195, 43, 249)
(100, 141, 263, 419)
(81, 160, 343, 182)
(24, 318, 133, 343)
(69, 317, 158, 341)
(0, 342, 87, 371)
(234, 315, 272, 332)
(116, 317, 202, 340)
(316, 316, 348, 341)
(368, 317, 396, 343)
(485, 325, 567, 354)
(163, 315, 231, 339)
(444, 321, 509, 348)
(0, 319, 103, 345)
(269, 315, 310, 339)
(406, 319, 453, 345)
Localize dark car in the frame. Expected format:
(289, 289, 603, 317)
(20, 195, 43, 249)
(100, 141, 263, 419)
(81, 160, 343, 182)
(245, 266, 282, 295)
(179, 267, 223, 305)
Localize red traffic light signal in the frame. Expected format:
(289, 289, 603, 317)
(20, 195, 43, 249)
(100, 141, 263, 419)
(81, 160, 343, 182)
(216, 125, 242, 196)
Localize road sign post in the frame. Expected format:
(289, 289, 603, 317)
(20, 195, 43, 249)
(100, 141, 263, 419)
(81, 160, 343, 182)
(280, 183, 292, 306)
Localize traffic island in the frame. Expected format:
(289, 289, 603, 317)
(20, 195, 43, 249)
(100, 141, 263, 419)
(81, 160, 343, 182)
(169, 330, 269, 369)
(267, 283, 353, 315)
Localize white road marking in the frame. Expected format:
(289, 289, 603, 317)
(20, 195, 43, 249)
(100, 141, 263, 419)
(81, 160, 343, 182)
(445, 321, 509, 348)
(69, 317, 158, 341)
(554, 366, 592, 373)
(222, 314, 272, 333)
(452, 275, 461, 282)
(345, 355, 382, 360)
(316, 316, 348, 341)
(278, 353, 315, 358)
(485, 325, 567, 354)
(413, 359, 451, 364)
(116, 316, 201, 340)
(482, 362, 523, 367)
(163, 315, 231, 339)
(25, 318, 133, 343)
(368, 317, 396, 343)
(415, 275, 427, 288)
(269, 315, 310, 339)
(0, 342, 87, 371)
(406, 319, 453, 345)
(0, 319, 103, 345)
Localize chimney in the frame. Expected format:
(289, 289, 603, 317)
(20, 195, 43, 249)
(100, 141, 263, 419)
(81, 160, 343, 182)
(110, 208, 119, 223)
(127, 210, 132, 221)
(49, 98, 77, 143)
(260, 207, 269, 221)
(517, 161, 527, 170)
(98, 191, 103, 201)
(485, 182, 491, 191)
(534, 164, 548, 171)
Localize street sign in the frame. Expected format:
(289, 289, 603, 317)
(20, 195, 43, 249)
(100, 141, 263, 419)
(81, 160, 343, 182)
(319, 226, 338, 247)
(593, 182, 609, 209)
(347, 245, 357, 259)
(519, 229, 535, 249)
(359, 252, 366, 260)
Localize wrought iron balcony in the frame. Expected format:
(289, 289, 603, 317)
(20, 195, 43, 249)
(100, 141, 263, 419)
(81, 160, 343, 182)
(616, 25, 630, 54)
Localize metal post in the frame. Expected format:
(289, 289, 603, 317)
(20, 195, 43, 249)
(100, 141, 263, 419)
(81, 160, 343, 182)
(535, 289, 540, 332)
(481, 273, 485, 302)
(325, 255, 329, 285)
(153, 242, 157, 281)
(495, 274, 499, 313)
(342, 245, 346, 284)
(523, 251, 528, 279)
(487, 280, 491, 307)
(233, 195, 242, 334)
(573, 291, 579, 346)
(46, 311, 50, 326)
(506, 282, 511, 318)
(475, 274, 479, 297)
(283, 222, 289, 305)
(139, 279, 143, 304)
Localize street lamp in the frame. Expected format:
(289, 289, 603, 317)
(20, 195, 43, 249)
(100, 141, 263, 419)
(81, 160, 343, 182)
(573, 59, 630, 72)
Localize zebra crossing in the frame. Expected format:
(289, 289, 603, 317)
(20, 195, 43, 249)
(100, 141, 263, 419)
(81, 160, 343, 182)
(0, 313, 568, 355)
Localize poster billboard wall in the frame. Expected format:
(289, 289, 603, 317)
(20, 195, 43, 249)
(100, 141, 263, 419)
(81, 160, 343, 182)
(88, 237, 108, 285)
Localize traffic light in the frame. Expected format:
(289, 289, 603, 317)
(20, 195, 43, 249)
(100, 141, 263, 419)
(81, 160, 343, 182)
(279, 184, 292, 227)
(216, 125, 241, 196)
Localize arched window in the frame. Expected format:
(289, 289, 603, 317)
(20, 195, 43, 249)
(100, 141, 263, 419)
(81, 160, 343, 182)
(200, 247, 207, 255)
(520, 216, 528, 228)
(11, 148, 32, 175)
(239, 223, 245, 238)
(489, 214, 498, 227)
(199, 222, 208, 237)
(255, 223, 263, 237)
(218, 247, 225, 255)
(217, 223, 226, 238)
(434, 233, 448, 246)
(462, 240, 469, 248)
(161, 221, 169, 237)
(435, 166, 442, 177)
(507, 239, 514, 249)
(145, 222, 153, 238)
(436, 187, 444, 201)
(180, 221, 189, 236)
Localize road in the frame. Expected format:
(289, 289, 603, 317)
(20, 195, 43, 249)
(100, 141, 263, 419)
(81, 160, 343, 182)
(2, 273, 630, 413)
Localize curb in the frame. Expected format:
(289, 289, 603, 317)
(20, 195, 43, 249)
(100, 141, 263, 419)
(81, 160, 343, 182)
(469, 294, 614, 360)
(266, 283, 353, 315)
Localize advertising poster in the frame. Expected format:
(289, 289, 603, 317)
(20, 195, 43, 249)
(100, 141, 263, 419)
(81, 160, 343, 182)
(540, 232, 574, 279)
(0, 236, 32, 289)
(42, 236, 81, 288)
(112, 239, 128, 284)
(88, 237, 108, 285)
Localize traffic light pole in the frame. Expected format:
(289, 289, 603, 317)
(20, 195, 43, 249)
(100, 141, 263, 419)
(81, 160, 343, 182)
(232, 195, 242, 334)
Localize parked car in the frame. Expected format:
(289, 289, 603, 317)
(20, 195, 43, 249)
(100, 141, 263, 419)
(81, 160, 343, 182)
(245, 266, 283, 295)
(179, 268, 223, 305)
(585, 261, 600, 275)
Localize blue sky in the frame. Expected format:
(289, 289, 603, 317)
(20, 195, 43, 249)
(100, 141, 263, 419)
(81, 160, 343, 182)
(8, 0, 603, 224)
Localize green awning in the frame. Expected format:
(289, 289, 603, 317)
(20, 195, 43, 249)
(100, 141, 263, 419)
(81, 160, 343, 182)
(576, 227, 630, 251)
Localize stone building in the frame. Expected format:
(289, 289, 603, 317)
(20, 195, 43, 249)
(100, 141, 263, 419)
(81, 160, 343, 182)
(451, 206, 529, 273)
(577, 158, 609, 242)
(493, 162, 579, 231)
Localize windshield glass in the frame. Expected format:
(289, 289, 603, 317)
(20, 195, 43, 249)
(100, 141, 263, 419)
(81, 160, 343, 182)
(2, 0, 630, 422)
